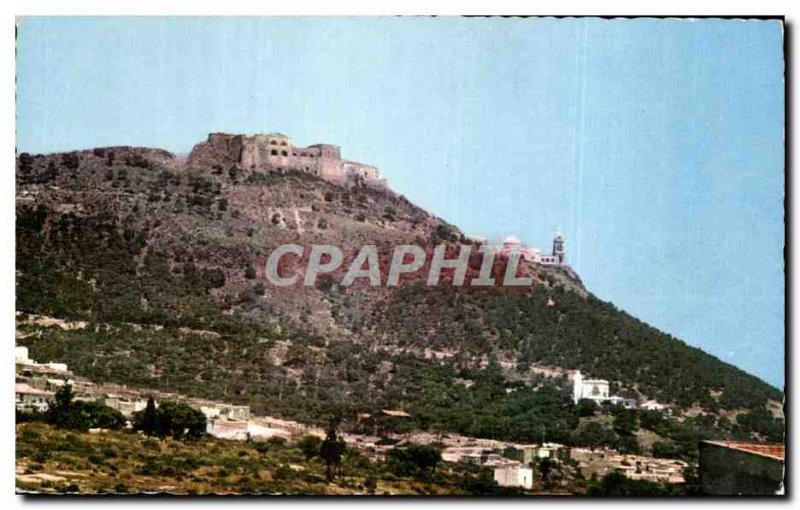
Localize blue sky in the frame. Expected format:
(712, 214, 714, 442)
(17, 17, 785, 388)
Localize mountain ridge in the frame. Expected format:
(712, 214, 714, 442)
(15, 137, 784, 453)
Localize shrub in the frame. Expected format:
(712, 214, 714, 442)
(297, 435, 322, 460)
(386, 445, 441, 479)
(202, 268, 226, 289)
(575, 399, 599, 417)
(266, 436, 287, 447)
(363, 475, 378, 494)
(652, 441, 681, 459)
(272, 465, 293, 480)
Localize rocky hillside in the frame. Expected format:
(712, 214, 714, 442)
(15, 138, 783, 451)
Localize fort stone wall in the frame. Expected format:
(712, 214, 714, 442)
(188, 132, 386, 189)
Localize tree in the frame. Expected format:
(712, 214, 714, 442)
(538, 457, 553, 483)
(319, 422, 346, 482)
(45, 384, 125, 431)
(138, 397, 158, 436)
(613, 409, 638, 436)
(46, 384, 86, 430)
(575, 399, 599, 417)
(49, 384, 76, 415)
(679, 463, 701, 495)
(79, 401, 126, 430)
(616, 434, 640, 454)
(652, 441, 681, 459)
(734, 408, 784, 442)
(639, 409, 663, 430)
(133, 401, 206, 440)
(161, 402, 206, 439)
(573, 421, 617, 449)
(387, 444, 442, 479)
(298, 435, 322, 460)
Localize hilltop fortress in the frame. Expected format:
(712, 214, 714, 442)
(188, 132, 387, 189)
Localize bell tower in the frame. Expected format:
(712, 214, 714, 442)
(552, 233, 565, 265)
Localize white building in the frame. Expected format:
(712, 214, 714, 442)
(15, 383, 53, 412)
(496, 233, 566, 266)
(494, 463, 534, 490)
(15, 345, 69, 373)
(104, 395, 149, 417)
(188, 400, 251, 422)
(42, 362, 69, 372)
(572, 371, 636, 408)
(15, 346, 34, 365)
(516, 443, 566, 463)
(572, 370, 610, 403)
(206, 420, 292, 441)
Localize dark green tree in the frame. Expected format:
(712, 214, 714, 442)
(319, 422, 346, 482)
(298, 435, 322, 460)
(575, 399, 599, 417)
(639, 409, 663, 430)
(573, 421, 617, 449)
(538, 456, 553, 483)
(139, 397, 158, 436)
(46, 384, 84, 430)
(133, 401, 206, 440)
(613, 409, 638, 436)
(45, 384, 125, 431)
(387, 444, 442, 479)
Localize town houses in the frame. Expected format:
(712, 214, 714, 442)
(15, 345, 252, 434)
(15, 341, 686, 492)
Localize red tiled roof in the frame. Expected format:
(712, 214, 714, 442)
(705, 441, 784, 461)
(15, 383, 54, 396)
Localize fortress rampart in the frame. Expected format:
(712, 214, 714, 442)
(188, 132, 387, 189)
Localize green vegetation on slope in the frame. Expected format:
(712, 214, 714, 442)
(19, 322, 783, 461)
(15, 423, 517, 495)
(355, 282, 783, 411)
